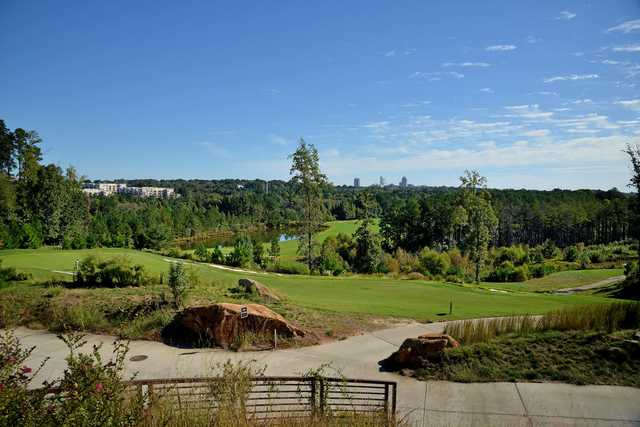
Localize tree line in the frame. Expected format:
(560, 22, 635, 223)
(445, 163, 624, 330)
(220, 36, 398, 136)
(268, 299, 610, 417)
(0, 119, 635, 258)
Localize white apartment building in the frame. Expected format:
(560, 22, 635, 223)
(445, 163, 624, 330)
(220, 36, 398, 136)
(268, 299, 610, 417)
(82, 183, 176, 198)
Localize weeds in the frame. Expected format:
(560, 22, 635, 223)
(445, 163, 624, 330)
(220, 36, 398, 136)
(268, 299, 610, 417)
(118, 309, 174, 340)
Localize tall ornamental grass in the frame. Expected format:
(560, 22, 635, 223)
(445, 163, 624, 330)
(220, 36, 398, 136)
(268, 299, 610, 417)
(445, 302, 640, 344)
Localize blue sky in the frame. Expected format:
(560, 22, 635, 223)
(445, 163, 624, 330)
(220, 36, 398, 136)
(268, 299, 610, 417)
(1, 1, 639, 190)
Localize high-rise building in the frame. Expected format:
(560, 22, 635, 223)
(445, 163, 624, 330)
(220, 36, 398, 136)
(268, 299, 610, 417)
(353, 177, 360, 188)
(400, 176, 408, 187)
(379, 176, 385, 187)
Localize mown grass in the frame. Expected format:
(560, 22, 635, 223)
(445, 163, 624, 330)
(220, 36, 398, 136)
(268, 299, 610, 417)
(415, 330, 640, 386)
(0, 248, 622, 320)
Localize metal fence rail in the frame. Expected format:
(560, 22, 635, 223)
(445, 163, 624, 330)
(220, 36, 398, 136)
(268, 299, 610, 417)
(126, 376, 397, 419)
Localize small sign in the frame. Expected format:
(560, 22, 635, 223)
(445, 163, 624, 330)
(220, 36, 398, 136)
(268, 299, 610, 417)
(240, 306, 248, 319)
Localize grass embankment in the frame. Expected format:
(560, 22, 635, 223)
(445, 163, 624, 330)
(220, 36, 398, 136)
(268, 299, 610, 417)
(416, 330, 640, 386)
(415, 302, 640, 386)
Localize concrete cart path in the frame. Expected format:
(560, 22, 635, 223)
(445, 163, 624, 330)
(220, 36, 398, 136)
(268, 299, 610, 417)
(12, 324, 640, 427)
(555, 275, 626, 294)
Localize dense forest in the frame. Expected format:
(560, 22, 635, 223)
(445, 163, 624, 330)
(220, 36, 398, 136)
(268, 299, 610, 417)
(0, 119, 634, 254)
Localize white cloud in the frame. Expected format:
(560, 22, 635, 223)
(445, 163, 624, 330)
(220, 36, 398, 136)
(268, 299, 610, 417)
(401, 100, 431, 108)
(544, 74, 599, 83)
(522, 129, 550, 137)
(556, 11, 576, 20)
(409, 71, 464, 80)
(606, 19, 640, 34)
(601, 59, 627, 65)
(384, 50, 396, 57)
(480, 88, 494, 93)
(485, 44, 517, 51)
(362, 121, 390, 130)
(614, 99, 640, 111)
(571, 99, 593, 104)
(503, 104, 554, 120)
(319, 136, 630, 178)
(443, 62, 490, 67)
(612, 45, 640, 52)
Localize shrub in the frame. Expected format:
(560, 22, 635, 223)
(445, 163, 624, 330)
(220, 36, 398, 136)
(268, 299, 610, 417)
(541, 240, 561, 259)
(419, 248, 450, 277)
(73, 256, 148, 288)
(578, 251, 591, 270)
(487, 260, 529, 282)
(563, 245, 580, 262)
(494, 245, 528, 266)
(0, 331, 144, 427)
(586, 249, 605, 263)
(529, 246, 545, 264)
(394, 248, 420, 273)
(625, 261, 639, 278)
(0, 330, 49, 425)
(381, 252, 400, 274)
(252, 240, 266, 268)
(210, 246, 225, 264)
(529, 262, 556, 278)
(168, 262, 188, 309)
(406, 272, 425, 280)
(0, 261, 29, 286)
(193, 244, 209, 261)
(226, 235, 253, 267)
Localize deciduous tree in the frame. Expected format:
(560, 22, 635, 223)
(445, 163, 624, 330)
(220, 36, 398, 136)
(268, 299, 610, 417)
(459, 170, 498, 282)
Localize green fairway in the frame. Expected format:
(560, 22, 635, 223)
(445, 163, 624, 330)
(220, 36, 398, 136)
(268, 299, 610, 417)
(0, 247, 619, 321)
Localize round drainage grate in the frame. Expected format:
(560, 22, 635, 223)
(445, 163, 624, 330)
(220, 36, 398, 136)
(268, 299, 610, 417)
(129, 355, 148, 362)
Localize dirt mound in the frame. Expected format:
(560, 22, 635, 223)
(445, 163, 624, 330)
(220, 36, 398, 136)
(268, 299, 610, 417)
(162, 303, 305, 349)
(237, 278, 281, 302)
(379, 333, 460, 371)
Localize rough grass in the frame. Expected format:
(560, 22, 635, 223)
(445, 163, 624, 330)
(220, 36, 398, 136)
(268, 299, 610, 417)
(481, 268, 624, 293)
(415, 330, 640, 386)
(445, 302, 640, 344)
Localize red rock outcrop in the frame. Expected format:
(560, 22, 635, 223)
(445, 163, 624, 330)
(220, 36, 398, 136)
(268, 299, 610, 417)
(379, 333, 460, 370)
(238, 278, 281, 302)
(162, 303, 305, 349)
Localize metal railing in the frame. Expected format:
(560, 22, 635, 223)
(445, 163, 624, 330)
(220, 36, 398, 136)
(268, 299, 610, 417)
(126, 376, 397, 419)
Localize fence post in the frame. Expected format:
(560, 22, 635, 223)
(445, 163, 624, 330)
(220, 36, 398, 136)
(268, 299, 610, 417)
(391, 383, 397, 418)
(318, 378, 325, 416)
(384, 383, 389, 415)
(310, 378, 316, 417)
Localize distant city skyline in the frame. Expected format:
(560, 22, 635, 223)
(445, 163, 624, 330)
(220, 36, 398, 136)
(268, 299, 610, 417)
(1, 1, 639, 190)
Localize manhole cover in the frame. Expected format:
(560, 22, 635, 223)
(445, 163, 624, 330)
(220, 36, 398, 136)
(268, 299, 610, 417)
(129, 355, 148, 362)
